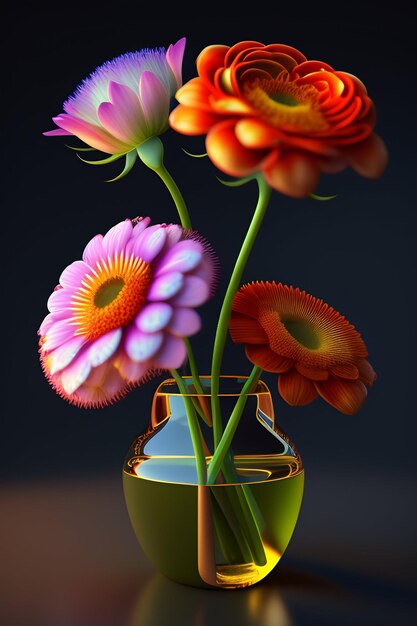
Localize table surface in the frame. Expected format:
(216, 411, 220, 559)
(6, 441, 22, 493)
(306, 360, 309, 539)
(1, 472, 416, 626)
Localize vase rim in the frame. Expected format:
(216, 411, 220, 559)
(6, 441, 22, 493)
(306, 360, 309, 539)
(155, 375, 271, 397)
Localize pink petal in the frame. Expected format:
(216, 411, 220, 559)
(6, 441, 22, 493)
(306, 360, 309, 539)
(102, 219, 133, 256)
(47, 288, 73, 315)
(139, 71, 169, 133)
(172, 276, 209, 306)
(43, 128, 73, 136)
(164, 224, 183, 248)
(136, 303, 173, 332)
(42, 319, 76, 352)
(133, 225, 167, 263)
(147, 271, 184, 301)
(155, 240, 203, 276)
(166, 37, 186, 89)
(115, 349, 149, 383)
(88, 328, 122, 367)
(59, 260, 90, 290)
(152, 335, 186, 369)
(131, 217, 151, 238)
(125, 328, 164, 362)
(51, 114, 130, 154)
(97, 81, 146, 145)
(61, 349, 92, 395)
(49, 336, 86, 375)
(168, 308, 201, 337)
(39, 313, 56, 336)
(82, 234, 105, 267)
(73, 361, 127, 406)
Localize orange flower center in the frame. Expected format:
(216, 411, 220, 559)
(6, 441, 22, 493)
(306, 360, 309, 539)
(243, 74, 328, 133)
(70, 253, 152, 340)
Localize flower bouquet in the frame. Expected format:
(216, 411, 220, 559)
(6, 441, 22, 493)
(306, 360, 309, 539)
(39, 38, 386, 588)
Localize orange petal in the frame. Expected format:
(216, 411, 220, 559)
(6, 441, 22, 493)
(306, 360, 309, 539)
(278, 369, 318, 406)
(331, 362, 359, 380)
(246, 344, 293, 373)
(175, 78, 213, 111)
(344, 133, 388, 178)
(235, 118, 281, 149)
(296, 363, 329, 380)
(356, 358, 377, 387)
(315, 377, 367, 415)
(197, 45, 229, 84)
(264, 152, 320, 198)
(229, 312, 268, 344)
(169, 105, 221, 135)
(206, 119, 272, 177)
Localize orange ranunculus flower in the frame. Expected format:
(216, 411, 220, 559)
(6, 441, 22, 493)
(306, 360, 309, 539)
(229, 282, 376, 415)
(170, 41, 388, 198)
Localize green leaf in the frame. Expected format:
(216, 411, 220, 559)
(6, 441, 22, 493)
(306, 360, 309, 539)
(309, 193, 338, 201)
(216, 175, 256, 188)
(65, 145, 96, 152)
(77, 152, 125, 165)
(182, 148, 208, 158)
(106, 150, 138, 182)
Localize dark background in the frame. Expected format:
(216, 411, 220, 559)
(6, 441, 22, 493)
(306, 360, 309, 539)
(2, 2, 417, 625)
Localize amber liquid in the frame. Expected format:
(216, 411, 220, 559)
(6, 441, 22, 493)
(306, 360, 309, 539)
(123, 455, 304, 588)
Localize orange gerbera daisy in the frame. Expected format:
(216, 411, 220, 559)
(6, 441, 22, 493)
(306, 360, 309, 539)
(170, 41, 388, 198)
(229, 282, 376, 415)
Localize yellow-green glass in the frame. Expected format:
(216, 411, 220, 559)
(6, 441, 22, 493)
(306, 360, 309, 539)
(123, 376, 304, 589)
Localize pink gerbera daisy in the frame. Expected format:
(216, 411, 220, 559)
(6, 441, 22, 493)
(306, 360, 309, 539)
(38, 217, 217, 407)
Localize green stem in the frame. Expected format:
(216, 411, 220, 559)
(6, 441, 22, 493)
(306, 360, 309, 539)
(210, 176, 272, 447)
(170, 369, 207, 485)
(207, 366, 263, 485)
(137, 137, 192, 229)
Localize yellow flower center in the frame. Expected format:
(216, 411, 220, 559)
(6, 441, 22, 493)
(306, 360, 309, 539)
(70, 253, 152, 340)
(243, 74, 328, 133)
(282, 318, 321, 350)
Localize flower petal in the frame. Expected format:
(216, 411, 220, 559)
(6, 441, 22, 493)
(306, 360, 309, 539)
(49, 336, 87, 375)
(155, 240, 203, 276)
(115, 349, 149, 383)
(166, 37, 186, 89)
(356, 358, 377, 386)
(97, 81, 145, 145)
(153, 335, 186, 369)
(47, 288, 73, 317)
(172, 276, 209, 306)
(330, 362, 359, 380)
(206, 120, 272, 177)
(264, 152, 320, 198)
(133, 225, 167, 263)
(82, 234, 105, 266)
(344, 133, 388, 179)
(102, 219, 133, 256)
(72, 361, 127, 408)
(229, 312, 268, 344)
(136, 303, 173, 332)
(59, 260, 90, 290)
(125, 328, 164, 362)
(51, 114, 130, 154)
(42, 320, 76, 352)
(139, 71, 169, 134)
(61, 350, 92, 395)
(39, 313, 56, 336)
(315, 376, 367, 415)
(278, 369, 318, 406)
(147, 272, 184, 301)
(295, 363, 329, 381)
(245, 344, 293, 372)
(168, 308, 201, 337)
(169, 105, 222, 135)
(88, 328, 122, 367)
(131, 217, 151, 238)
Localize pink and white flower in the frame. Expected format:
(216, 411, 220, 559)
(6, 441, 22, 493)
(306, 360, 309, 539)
(44, 39, 185, 156)
(38, 217, 217, 408)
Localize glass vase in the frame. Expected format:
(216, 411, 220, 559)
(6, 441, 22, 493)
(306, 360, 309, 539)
(123, 376, 304, 589)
